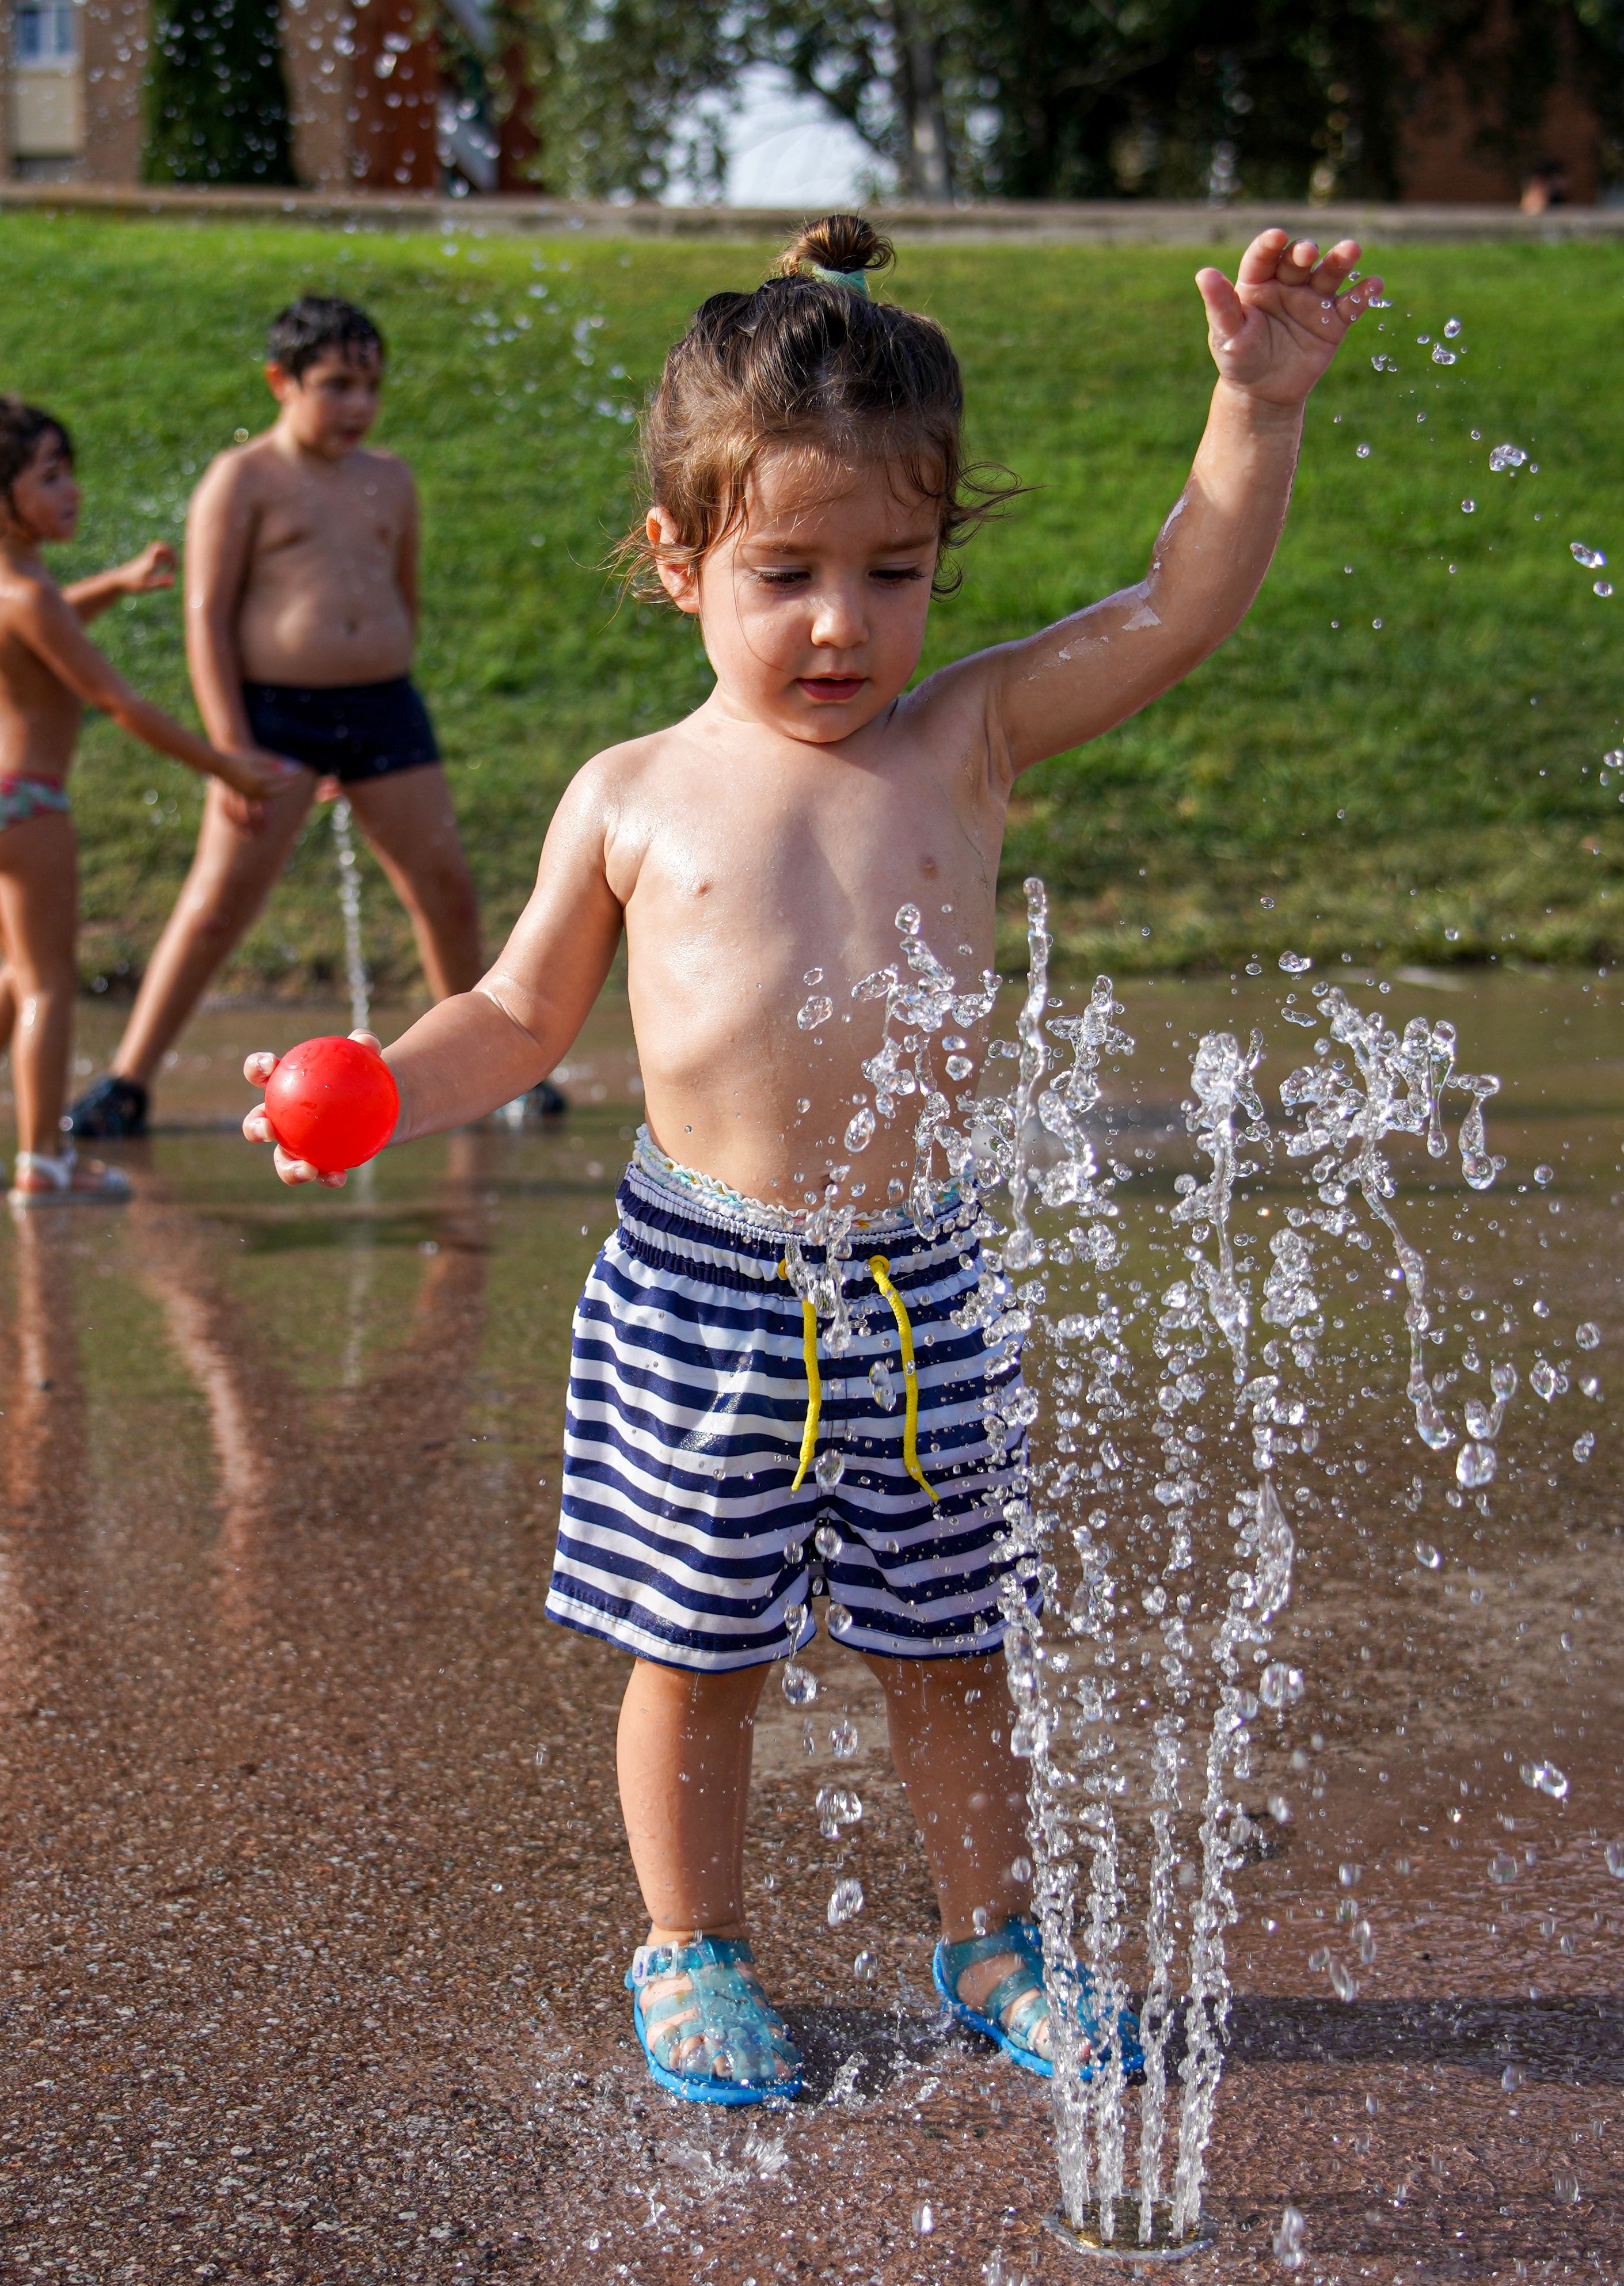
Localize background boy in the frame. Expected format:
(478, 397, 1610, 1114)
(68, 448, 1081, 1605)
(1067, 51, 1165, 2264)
(70, 295, 486, 1139)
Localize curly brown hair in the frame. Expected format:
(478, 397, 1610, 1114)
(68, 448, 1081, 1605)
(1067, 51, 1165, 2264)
(618, 214, 1019, 600)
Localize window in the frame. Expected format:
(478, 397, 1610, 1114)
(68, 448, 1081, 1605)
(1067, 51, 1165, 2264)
(16, 3, 78, 64)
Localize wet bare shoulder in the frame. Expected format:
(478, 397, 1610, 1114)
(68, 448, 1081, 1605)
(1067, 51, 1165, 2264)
(579, 726, 689, 895)
(889, 647, 1010, 786)
(353, 446, 416, 499)
(0, 555, 64, 637)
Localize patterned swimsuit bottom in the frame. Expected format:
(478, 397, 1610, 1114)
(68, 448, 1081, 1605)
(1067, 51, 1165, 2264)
(546, 1130, 1028, 1672)
(0, 777, 70, 832)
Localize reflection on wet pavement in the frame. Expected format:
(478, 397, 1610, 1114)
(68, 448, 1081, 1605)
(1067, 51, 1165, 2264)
(1, 976, 1620, 2283)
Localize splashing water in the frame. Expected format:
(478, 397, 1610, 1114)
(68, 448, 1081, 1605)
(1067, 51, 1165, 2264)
(331, 798, 371, 1037)
(826, 878, 1503, 2249)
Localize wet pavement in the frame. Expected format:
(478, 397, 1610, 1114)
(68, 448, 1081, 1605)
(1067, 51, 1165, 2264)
(1, 972, 1621, 2285)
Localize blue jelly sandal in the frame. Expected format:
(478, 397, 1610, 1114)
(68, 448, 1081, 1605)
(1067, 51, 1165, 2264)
(627, 1935, 803, 2105)
(934, 1915, 1146, 2083)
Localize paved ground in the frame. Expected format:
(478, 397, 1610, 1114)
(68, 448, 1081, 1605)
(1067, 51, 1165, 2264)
(2, 983, 1620, 2284)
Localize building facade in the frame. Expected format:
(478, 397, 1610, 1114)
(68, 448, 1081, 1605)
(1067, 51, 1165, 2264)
(2, 0, 534, 191)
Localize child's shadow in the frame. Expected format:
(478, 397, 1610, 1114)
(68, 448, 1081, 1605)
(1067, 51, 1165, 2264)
(781, 2002, 968, 2101)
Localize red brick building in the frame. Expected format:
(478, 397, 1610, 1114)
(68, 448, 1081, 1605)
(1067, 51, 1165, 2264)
(2, 0, 535, 191)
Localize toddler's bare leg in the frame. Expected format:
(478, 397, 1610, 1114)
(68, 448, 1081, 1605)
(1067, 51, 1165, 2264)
(0, 811, 79, 1152)
(617, 1656, 768, 1938)
(866, 1649, 1050, 2042)
(111, 774, 318, 1088)
(617, 1656, 794, 2076)
(346, 767, 481, 1001)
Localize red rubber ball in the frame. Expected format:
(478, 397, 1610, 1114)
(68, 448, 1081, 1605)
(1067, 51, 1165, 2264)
(263, 1036, 400, 1173)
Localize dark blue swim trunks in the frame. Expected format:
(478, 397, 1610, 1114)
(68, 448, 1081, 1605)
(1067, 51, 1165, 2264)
(242, 675, 439, 784)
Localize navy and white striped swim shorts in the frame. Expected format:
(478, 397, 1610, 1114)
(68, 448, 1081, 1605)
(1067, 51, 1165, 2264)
(546, 1142, 1025, 1671)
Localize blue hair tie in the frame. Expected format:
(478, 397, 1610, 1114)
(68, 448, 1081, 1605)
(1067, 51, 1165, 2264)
(809, 264, 872, 296)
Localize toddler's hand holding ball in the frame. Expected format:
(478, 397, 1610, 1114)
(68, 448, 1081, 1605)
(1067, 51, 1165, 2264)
(242, 1031, 400, 1186)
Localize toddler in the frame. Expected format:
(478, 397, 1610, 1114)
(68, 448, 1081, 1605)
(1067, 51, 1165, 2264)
(0, 396, 288, 1204)
(244, 216, 1376, 2101)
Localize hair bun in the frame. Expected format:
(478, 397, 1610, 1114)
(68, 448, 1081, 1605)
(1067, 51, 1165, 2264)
(777, 213, 893, 283)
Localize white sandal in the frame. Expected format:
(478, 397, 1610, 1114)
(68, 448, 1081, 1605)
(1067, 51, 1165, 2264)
(8, 1145, 130, 1208)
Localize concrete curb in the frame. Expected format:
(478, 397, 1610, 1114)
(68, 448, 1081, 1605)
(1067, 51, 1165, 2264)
(3, 182, 1624, 244)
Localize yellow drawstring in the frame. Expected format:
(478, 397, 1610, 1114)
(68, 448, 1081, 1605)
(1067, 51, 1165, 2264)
(781, 1254, 936, 1503)
(869, 1254, 938, 1503)
(780, 1260, 822, 1492)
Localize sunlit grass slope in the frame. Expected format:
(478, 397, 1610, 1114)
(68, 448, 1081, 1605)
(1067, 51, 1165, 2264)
(3, 212, 1622, 988)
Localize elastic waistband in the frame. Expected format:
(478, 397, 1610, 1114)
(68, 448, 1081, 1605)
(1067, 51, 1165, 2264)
(618, 1128, 976, 1292)
(241, 674, 416, 704)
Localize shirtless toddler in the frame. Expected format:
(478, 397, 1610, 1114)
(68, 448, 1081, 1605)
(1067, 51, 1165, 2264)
(70, 295, 484, 1139)
(0, 395, 288, 1201)
(244, 218, 1378, 2102)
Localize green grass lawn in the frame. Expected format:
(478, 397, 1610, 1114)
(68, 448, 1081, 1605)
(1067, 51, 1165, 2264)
(3, 211, 1622, 991)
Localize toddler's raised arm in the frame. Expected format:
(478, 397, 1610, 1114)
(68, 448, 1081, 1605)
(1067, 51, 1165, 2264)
(244, 761, 625, 1184)
(972, 230, 1380, 778)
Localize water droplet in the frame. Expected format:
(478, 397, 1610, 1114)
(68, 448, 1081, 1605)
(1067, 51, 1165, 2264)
(830, 1718, 859, 1758)
(828, 1876, 865, 1926)
(1356, 442, 1372, 458)
(782, 1663, 819, 1706)
(1489, 1850, 1519, 1883)
(868, 1358, 897, 1411)
(1571, 541, 1607, 569)
(1443, 317, 1463, 337)
(1279, 950, 1312, 974)
(1576, 1321, 1600, 1349)
(1573, 1432, 1595, 1462)
(1268, 1793, 1293, 1824)
(1461, 499, 1475, 513)
(1531, 1360, 1561, 1402)
(1273, 2203, 1306, 2268)
(815, 1450, 846, 1492)
(1488, 442, 1526, 471)
(828, 1602, 854, 1638)
(1606, 1840, 1624, 1877)
(534, 1744, 549, 1767)
(1502, 2062, 1523, 2090)
(1520, 1758, 1569, 1801)
(1415, 1539, 1442, 1569)
(1554, 2169, 1580, 2206)
(945, 1053, 973, 1081)
(1596, 581, 1614, 598)
(1455, 1440, 1497, 1489)
(844, 1105, 876, 1152)
(1328, 1958, 1359, 2001)
(911, 2200, 935, 2234)
(853, 1949, 876, 1979)
(1260, 1661, 1304, 1709)
(1338, 1862, 1361, 1888)
(803, 967, 825, 987)
(895, 903, 922, 936)
(797, 995, 834, 1032)
(1431, 344, 1456, 365)
(815, 1785, 864, 1835)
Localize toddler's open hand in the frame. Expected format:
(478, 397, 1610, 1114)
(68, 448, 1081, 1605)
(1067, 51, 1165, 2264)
(241, 1032, 382, 1188)
(1196, 229, 1382, 409)
(120, 542, 177, 594)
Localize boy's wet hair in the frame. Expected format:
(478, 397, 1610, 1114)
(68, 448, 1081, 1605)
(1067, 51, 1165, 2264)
(0, 395, 73, 507)
(621, 214, 1018, 598)
(266, 295, 385, 381)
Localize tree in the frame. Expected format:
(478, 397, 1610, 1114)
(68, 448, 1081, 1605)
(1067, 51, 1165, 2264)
(491, 0, 1624, 205)
(142, 0, 296, 185)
